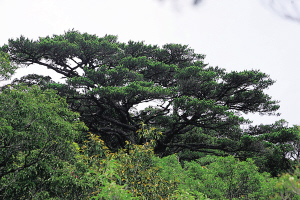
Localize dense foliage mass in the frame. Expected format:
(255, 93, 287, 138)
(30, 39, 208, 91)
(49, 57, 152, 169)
(1, 31, 300, 199)
(1, 30, 280, 156)
(0, 51, 17, 81)
(0, 86, 88, 199)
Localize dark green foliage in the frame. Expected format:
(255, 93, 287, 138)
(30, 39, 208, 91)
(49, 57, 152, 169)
(0, 51, 18, 81)
(242, 120, 300, 176)
(0, 86, 89, 199)
(2, 30, 280, 158)
(0, 86, 298, 199)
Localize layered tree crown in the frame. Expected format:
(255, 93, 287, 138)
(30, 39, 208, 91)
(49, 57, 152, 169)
(1, 30, 279, 156)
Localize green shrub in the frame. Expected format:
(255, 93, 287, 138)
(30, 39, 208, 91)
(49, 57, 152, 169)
(270, 167, 300, 200)
(182, 155, 276, 199)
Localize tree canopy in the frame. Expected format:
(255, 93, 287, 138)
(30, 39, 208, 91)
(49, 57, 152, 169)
(3, 30, 300, 199)
(0, 86, 88, 198)
(0, 51, 17, 81)
(1, 30, 280, 157)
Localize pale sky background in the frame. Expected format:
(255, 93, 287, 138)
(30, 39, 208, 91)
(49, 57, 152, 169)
(1, 0, 300, 127)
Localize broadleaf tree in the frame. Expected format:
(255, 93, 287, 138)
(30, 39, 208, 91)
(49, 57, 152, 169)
(1, 30, 280, 157)
(0, 51, 18, 81)
(0, 86, 89, 199)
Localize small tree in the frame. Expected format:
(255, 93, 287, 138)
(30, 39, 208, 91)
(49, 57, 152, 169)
(183, 155, 276, 199)
(0, 86, 88, 199)
(0, 51, 17, 81)
(81, 132, 177, 199)
(243, 120, 300, 176)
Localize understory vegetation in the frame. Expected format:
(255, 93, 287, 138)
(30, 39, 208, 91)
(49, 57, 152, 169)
(1, 31, 300, 199)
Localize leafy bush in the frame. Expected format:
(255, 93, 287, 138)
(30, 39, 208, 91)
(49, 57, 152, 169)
(78, 132, 176, 199)
(270, 167, 300, 200)
(0, 86, 90, 199)
(182, 155, 276, 199)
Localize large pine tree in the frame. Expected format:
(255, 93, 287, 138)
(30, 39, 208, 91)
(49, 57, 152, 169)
(1, 30, 279, 156)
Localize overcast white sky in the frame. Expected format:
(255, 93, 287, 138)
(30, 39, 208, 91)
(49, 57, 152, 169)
(1, 0, 300, 126)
